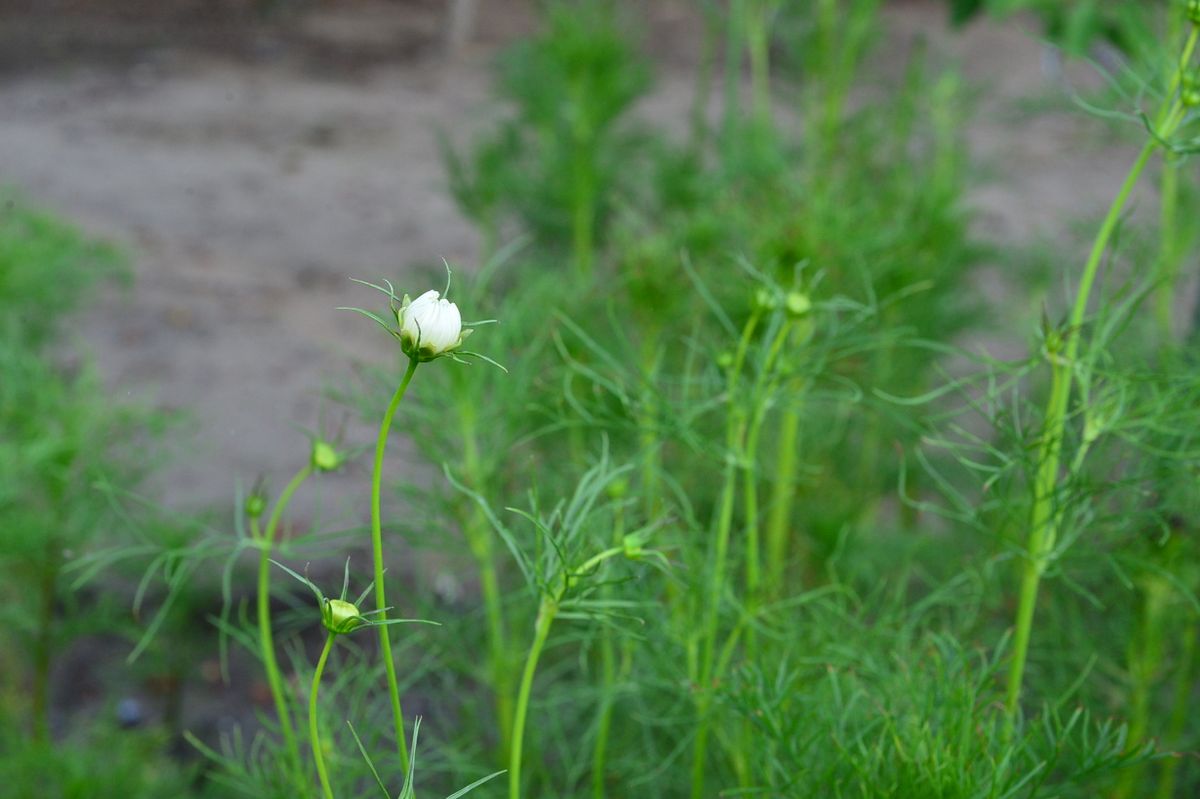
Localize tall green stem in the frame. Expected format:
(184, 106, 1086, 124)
(256, 464, 313, 792)
(1006, 138, 1158, 719)
(815, 0, 841, 157)
(371, 356, 420, 773)
(570, 84, 596, 278)
(1115, 575, 1169, 799)
(591, 504, 627, 799)
(691, 312, 759, 799)
(31, 535, 59, 743)
(742, 320, 793, 632)
(309, 632, 337, 799)
(510, 598, 557, 799)
(765, 388, 803, 595)
(460, 401, 513, 761)
(1155, 622, 1197, 799)
(722, 0, 746, 162)
(745, 0, 772, 130)
(691, 1, 720, 147)
(1154, 154, 1180, 336)
(510, 547, 622, 799)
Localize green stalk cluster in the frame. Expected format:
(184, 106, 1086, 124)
(1005, 25, 1200, 722)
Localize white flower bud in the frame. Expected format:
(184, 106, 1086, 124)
(398, 290, 465, 361)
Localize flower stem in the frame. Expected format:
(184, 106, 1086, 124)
(591, 503, 627, 799)
(309, 632, 337, 799)
(742, 319, 793, 642)
(371, 356, 419, 774)
(1114, 574, 1170, 799)
(459, 401, 513, 761)
(1154, 153, 1180, 337)
(509, 546, 623, 799)
(256, 464, 313, 793)
(691, 311, 760, 799)
(570, 88, 596, 279)
(31, 535, 59, 744)
(745, 0, 772, 131)
(1155, 622, 1196, 799)
(765, 385, 803, 596)
(509, 598, 557, 799)
(1006, 135, 1162, 720)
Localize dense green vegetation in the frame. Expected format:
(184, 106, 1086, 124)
(4, 1, 1200, 797)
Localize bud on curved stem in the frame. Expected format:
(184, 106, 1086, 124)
(309, 632, 337, 799)
(370, 357, 420, 774)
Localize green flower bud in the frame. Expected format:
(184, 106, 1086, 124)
(622, 533, 646, 559)
(311, 440, 342, 472)
(1182, 71, 1200, 107)
(607, 476, 630, 501)
(717, 350, 735, 370)
(323, 598, 365, 635)
(245, 491, 267, 519)
(785, 292, 812, 318)
(1189, 0, 1200, 26)
(753, 288, 779, 313)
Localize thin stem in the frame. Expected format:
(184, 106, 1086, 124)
(1114, 576, 1169, 799)
(1154, 154, 1180, 336)
(745, 0, 772, 130)
(31, 535, 59, 743)
(1161, 27, 1199, 116)
(1006, 133, 1164, 720)
(371, 356, 420, 773)
(309, 632, 337, 799)
(460, 401, 513, 761)
(691, 311, 760, 799)
(1150, 24, 1199, 340)
(691, 1, 719, 147)
(721, 0, 746, 162)
(509, 546, 623, 799)
(765, 385, 804, 596)
(256, 464, 313, 793)
(1155, 621, 1197, 799)
(638, 340, 664, 521)
(571, 548, 625, 583)
(742, 319, 793, 634)
(509, 598, 557, 799)
(570, 84, 595, 279)
(816, 0, 842, 157)
(592, 503, 627, 799)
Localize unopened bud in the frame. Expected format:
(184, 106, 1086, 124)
(323, 598, 365, 635)
(311, 440, 342, 472)
(245, 492, 267, 519)
(1189, 0, 1200, 26)
(785, 292, 812, 318)
(753, 288, 779, 313)
(1182, 71, 1200, 107)
(607, 477, 630, 501)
